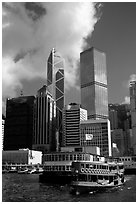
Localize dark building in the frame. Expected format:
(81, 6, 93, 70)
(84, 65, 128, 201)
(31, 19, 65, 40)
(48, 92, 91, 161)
(80, 47, 108, 119)
(33, 85, 56, 153)
(4, 96, 35, 150)
(108, 103, 132, 156)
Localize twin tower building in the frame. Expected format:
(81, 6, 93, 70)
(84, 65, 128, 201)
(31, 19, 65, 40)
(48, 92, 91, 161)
(4, 47, 111, 156)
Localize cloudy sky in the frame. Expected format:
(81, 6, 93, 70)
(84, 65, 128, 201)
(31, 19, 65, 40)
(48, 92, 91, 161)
(2, 2, 136, 113)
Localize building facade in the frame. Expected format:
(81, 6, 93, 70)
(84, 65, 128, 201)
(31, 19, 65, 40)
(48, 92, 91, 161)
(62, 103, 87, 147)
(2, 149, 42, 165)
(33, 85, 56, 153)
(80, 119, 111, 157)
(2, 115, 5, 150)
(4, 96, 35, 150)
(109, 109, 118, 130)
(80, 47, 108, 119)
(129, 80, 136, 155)
(111, 129, 125, 157)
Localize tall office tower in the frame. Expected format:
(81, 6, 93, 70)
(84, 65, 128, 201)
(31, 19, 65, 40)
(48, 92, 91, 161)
(33, 85, 56, 153)
(80, 119, 112, 157)
(129, 80, 136, 155)
(47, 48, 65, 149)
(109, 109, 118, 130)
(80, 47, 108, 119)
(62, 103, 87, 147)
(47, 48, 64, 111)
(4, 96, 35, 150)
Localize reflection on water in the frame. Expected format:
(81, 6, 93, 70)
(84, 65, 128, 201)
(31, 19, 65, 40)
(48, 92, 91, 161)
(2, 174, 136, 202)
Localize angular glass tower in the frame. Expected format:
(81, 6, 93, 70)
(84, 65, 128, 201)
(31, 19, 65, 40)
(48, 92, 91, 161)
(47, 48, 64, 112)
(80, 47, 108, 119)
(47, 48, 64, 150)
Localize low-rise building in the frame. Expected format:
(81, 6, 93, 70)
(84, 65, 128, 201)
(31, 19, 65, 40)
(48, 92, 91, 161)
(2, 149, 42, 165)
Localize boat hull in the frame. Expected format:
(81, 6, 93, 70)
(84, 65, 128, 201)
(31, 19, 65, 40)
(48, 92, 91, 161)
(39, 171, 72, 184)
(70, 180, 125, 194)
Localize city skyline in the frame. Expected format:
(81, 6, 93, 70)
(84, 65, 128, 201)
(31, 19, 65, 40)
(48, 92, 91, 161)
(2, 2, 136, 114)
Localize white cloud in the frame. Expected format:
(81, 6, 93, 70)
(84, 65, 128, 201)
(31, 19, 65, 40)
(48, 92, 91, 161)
(2, 2, 102, 103)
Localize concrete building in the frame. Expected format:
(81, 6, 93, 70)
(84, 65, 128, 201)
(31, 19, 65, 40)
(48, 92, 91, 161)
(4, 96, 35, 150)
(2, 149, 42, 165)
(80, 119, 111, 157)
(62, 103, 87, 147)
(80, 47, 108, 120)
(33, 85, 56, 153)
(129, 80, 136, 155)
(109, 109, 118, 130)
(111, 129, 125, 156)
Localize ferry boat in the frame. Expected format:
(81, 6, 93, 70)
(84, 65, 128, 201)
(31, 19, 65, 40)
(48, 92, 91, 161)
(39, 151, 98, 184)
(70, 160, 125, 194)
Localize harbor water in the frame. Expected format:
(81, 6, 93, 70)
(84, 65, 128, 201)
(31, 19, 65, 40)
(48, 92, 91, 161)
(2, 174, 136, 202)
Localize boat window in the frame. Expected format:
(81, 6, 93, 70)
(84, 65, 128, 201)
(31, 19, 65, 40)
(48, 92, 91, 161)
(55, 166, 58, 171)
(62, 166, 65, 171)
(66, 166, 69, 171)
(74, 155, 77, 160)
(59, 166, 62, 171)
(81, 163, 84, 168)
(86, 164, 89, 168)
(62, 155, 65, 161)
(77, 155, 80, 160)
(132, 157, 136, 162)
(102, 165, 106, 169)
(70, 155, 73, 161)
(55, 155, 58, 161)
(59, 155, 62, 161)
(66, 155, 69, 161)
(93, 165, 96, 169)
(125, 158, 128, 161)
(52, 155, 54, 161)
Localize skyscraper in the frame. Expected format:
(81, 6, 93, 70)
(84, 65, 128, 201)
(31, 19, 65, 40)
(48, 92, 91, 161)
(129, 80, 136, 155)
(33, 85, 56, 153)
(62, 103, 87, 147)
(47, 48, 65, 149)
(47, 48, 64, 111)
(4, 96, 35, 150)
(80, 47, 108, 119)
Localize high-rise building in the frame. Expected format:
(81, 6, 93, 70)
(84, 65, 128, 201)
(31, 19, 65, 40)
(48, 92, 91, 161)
(47, 48, 64, 111)
(80, 119, 112, 157)
(129, 80, 136, 155)
(111, 129, 125, 156)
(33, 85, 56, 153)
(4, 96, 35, 150)
(109, 109, 118, 130)
(47, 48, 65, 149)
(108, 103, 132, 156)
(62, 103, 87, 147)
(80, 47, 108, 119)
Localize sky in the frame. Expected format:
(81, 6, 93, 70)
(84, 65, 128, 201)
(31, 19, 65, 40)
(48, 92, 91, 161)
(2, 2, 136, 114)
